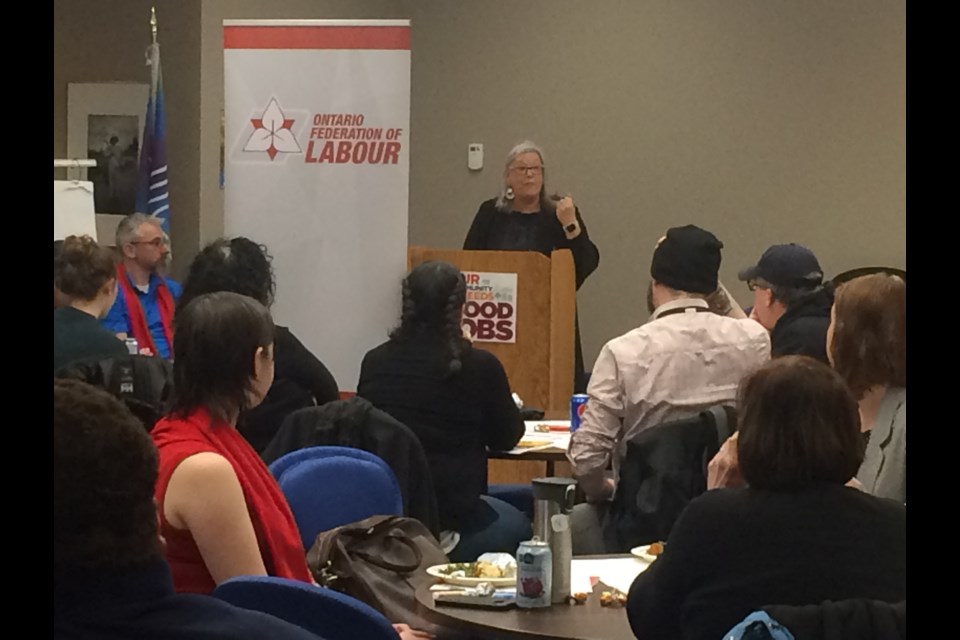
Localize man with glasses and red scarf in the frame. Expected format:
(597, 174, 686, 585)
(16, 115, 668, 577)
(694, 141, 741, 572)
(102, 214, 182, 359)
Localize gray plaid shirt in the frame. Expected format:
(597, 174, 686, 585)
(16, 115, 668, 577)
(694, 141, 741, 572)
(567, 298, 771, 501)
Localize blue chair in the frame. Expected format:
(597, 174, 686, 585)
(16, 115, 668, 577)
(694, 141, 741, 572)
(213, 575, 397, 640)
(269, 446, 404, 549)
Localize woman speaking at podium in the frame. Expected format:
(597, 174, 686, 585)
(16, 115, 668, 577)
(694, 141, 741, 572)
(463, 140, 600, 392)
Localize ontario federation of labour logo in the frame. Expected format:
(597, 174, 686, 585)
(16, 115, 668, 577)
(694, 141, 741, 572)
(243, 98, 301, 160)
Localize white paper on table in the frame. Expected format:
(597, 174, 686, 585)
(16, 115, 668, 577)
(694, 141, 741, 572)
(569, 556, 651, 594)
(506, 423, 572, 454)
(54, 180, 98, 241)
(524, 420, 571, 433)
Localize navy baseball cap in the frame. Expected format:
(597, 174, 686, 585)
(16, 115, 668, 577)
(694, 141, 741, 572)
(738, 244, 824, 288)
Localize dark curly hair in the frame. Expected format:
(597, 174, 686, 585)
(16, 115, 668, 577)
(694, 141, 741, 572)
(178, 237, 276, 311)
(55, 235, 117, 300)
(54, 379, 162, 571)
(390, 261, 469, 376)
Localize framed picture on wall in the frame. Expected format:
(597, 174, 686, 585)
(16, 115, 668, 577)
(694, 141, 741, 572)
(67, 82, 149, 216)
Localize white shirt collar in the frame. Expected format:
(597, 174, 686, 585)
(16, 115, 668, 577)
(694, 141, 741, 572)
(650, 297, 710, 321)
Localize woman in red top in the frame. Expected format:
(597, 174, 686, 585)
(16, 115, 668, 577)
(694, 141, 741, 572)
(152, 291, 312, 593)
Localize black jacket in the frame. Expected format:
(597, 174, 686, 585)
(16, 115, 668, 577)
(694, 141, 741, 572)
(771, 286, 834, 363)
(263, 397, 440, 537)
(358, 337, 524, 530)
(604, 406, 735, 552)
(627, 486, 906, 640)
(764, 599, 906, 640)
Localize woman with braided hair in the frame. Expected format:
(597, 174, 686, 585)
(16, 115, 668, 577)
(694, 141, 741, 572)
(358, 261, 530, 562)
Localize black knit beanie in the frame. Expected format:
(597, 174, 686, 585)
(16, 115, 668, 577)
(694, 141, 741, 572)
(649, 225, 723, 294)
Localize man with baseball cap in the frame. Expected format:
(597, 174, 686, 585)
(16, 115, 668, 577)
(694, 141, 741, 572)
(567, 225, 770, 553)
(738, 243, 834, 363)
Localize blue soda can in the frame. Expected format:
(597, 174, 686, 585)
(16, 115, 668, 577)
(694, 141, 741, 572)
(516, 538, 553, 608)
(570, 394, 589, 432)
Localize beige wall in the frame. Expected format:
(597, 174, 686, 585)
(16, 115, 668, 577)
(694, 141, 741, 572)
(402, 0, 906, 368)
(54, 0, 201, 278)
(56, 0, 905, 368)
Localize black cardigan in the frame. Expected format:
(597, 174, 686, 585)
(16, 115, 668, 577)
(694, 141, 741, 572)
(626, 485, 907, 640)
(463, 198, 600, 392)
(357, 336, 523, 530)
(463, 198, 599, 289)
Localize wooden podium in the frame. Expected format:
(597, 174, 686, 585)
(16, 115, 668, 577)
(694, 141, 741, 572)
(408, 247, 576, 483)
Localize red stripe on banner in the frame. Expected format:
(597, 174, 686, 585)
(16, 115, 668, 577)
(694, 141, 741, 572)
(224, 26, 410, 50)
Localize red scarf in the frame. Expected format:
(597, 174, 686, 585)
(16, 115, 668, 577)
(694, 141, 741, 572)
(153, 407, 313, 591)
(118, 263, 175, 356)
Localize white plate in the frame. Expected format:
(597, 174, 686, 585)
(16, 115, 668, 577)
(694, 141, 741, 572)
(630, 544, 664, 563)
(426, 563, 516, 587)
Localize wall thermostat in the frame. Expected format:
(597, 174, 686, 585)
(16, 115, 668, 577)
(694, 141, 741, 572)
(468, 143, 483, 171)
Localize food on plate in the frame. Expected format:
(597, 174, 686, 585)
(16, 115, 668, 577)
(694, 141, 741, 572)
(647, 541, 665, 556)
(570, 592, 589, 605)
(476, 561, 505, 578)
(437, 561, 508, 578)
(516, 439, 550, 448)
(534, 423, 551, 433)
(599, 589, 628, 607)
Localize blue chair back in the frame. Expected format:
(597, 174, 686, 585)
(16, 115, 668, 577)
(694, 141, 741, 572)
(270, 444, 393, 481)
(213, 575, 397, 640)
(270, 446, 404, 548)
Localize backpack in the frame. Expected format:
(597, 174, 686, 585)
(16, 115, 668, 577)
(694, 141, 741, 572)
(55, 354, 174, 431)
(603, 405, 735, 552)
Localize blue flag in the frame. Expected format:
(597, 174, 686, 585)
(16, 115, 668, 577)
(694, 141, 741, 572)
(135, 42, 170, 231)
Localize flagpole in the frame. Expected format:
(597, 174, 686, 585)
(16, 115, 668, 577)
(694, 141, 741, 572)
(136, 5, 171, 235)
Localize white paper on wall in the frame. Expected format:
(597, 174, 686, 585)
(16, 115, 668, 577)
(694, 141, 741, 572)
(54, 180, 98, 241)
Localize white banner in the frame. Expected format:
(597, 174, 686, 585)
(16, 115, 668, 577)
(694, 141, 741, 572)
(224, 20, 410, 391)
(462, 271, 518, 343)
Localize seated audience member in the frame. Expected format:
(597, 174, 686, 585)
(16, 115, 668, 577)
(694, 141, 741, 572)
(627, 357, 906, 640)
(358, 261, 529, 562)
(54, 239, 71, 308)
(828, 273, 906, 502)
(102, 213, 182, 359)
(178, 237, 339, 453)
(54, 379, 325, 640)
(151, 291, 312, 593)
(738, 243, 834, 362)
(567, 225, 770, 553)
(709, 274, 907, 503)
(54, 235, 127, 372)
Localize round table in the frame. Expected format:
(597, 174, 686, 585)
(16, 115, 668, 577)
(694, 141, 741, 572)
(415, 582, 635, 640)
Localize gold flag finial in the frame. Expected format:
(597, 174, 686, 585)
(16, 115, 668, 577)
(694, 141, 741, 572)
(150, 6, 158, 44)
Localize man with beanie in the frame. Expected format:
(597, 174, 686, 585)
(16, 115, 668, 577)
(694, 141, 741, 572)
(738, 243, 834, 363)
(567, 225, 770, 553)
